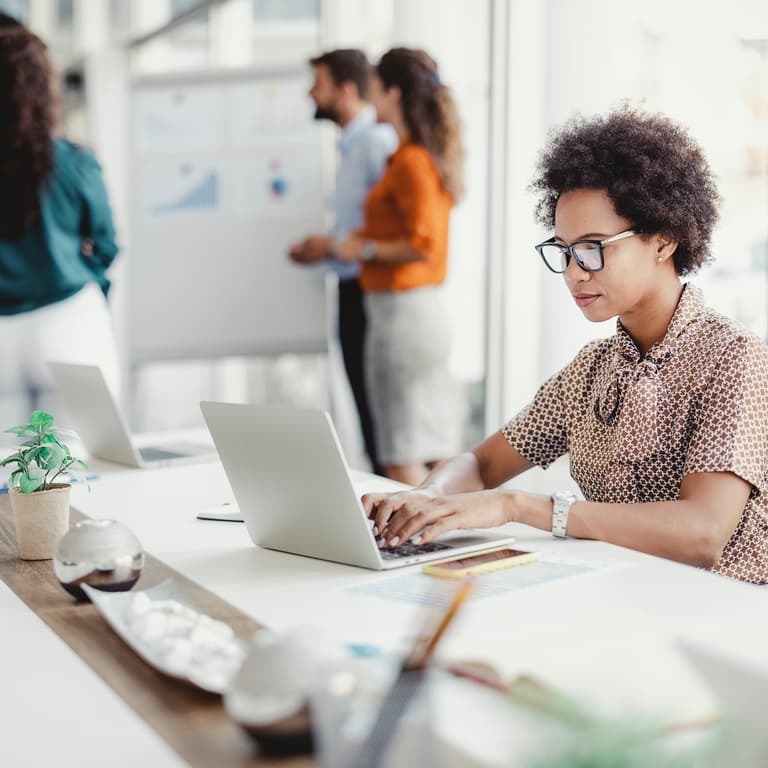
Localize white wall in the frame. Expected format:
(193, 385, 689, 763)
(499, 0, 768, 416)
(390, 0, 490, 385)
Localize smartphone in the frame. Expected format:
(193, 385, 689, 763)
(421, 546, 539, 579)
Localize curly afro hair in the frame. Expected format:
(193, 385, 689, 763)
(531, 107, 720, 276)
(0, 25, 55, 240)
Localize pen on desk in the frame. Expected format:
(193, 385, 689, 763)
(405, 577, 474, 670)
(357, 578, 474, 768)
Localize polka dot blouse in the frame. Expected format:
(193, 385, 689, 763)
(503, 283, 768, 584)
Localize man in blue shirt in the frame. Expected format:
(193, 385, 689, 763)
(290, 50, 396, 475)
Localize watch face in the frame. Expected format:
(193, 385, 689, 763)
(362, 241, 375, 261)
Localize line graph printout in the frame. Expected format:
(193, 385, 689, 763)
(135, 86, 222, 155)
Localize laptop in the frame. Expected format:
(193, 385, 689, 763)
(48, 362, 217, 468)
(200, 401, 516, 570)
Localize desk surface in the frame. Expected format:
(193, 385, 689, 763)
(3, 457, 768, 766)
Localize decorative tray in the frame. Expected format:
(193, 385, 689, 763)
(83, 579, 247, 694)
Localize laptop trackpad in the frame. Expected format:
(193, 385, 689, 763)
(138, 445, 210, 461)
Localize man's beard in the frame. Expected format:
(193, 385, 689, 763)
(314, 105, 340, 123)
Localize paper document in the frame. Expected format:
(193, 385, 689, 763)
(344, 555, 629, 608)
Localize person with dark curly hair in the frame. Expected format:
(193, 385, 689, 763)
(0, 21, 120, 425)
(361, 107, 768, 584)
(0, 11, 21, 28)
(337, 48, 465, 486)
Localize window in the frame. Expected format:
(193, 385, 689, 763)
(0, 0, 27, 23)
(57, 0, 73, 26)
(252, 0, 320, 21)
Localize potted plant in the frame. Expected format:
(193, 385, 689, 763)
(1, 410, 87, 560)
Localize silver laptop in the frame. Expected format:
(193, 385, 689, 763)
(200, 401, 516, 570)
(48, 362, 216, 468)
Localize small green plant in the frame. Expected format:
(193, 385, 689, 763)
(1, 410, 87, 494)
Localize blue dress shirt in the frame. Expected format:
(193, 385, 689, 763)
(328, 106, 397, 282)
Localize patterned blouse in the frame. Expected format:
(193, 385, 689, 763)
(502, 283, 768, 584)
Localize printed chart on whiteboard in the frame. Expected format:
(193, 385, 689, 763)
(130, 74, 330, 362)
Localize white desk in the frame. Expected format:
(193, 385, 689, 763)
(0, 580, 185, 768)
(5, 457, 768, 766)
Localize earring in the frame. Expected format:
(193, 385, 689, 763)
(657, 256, 663, 262)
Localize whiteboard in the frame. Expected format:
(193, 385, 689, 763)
(129, 70, 330, 362)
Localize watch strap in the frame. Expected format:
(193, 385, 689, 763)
(551, 491, 576, 539)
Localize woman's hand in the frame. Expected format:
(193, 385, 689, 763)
(336, 235, 364, 262)
(361, 488, 514, 547)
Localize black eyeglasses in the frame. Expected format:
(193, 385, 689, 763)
(535, 228, 642, 273)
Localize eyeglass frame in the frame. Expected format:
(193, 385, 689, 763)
(535, 228, 642, 273)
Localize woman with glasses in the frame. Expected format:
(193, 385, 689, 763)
(363, 107, 768, 584)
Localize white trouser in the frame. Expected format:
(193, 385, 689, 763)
(0, 283, 119, 427)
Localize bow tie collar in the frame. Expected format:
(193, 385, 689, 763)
(596, 283, 702, 464)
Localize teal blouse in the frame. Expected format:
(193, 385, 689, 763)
(0, 139, 119, 315)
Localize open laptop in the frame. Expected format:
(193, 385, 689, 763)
(48, 362, 217, 468)
(200, 401, 516, 570)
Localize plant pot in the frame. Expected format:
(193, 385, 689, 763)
(10, 484, 71, 561)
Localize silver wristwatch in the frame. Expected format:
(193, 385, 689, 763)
(551, 491, 577, 539)
(361, 240, 377, 261)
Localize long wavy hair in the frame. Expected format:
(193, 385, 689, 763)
(376, 48, 464, 202)
(0, 24, 55, 241)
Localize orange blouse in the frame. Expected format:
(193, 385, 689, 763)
(358, 141, 452, 293)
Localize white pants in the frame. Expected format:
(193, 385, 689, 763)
(0, 283, 119, 427)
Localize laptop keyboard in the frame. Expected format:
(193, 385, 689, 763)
(379, 541, 453, 560)
(138, 447, 187, 462)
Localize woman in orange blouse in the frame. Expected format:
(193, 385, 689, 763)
(338, 48, 464, 486)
